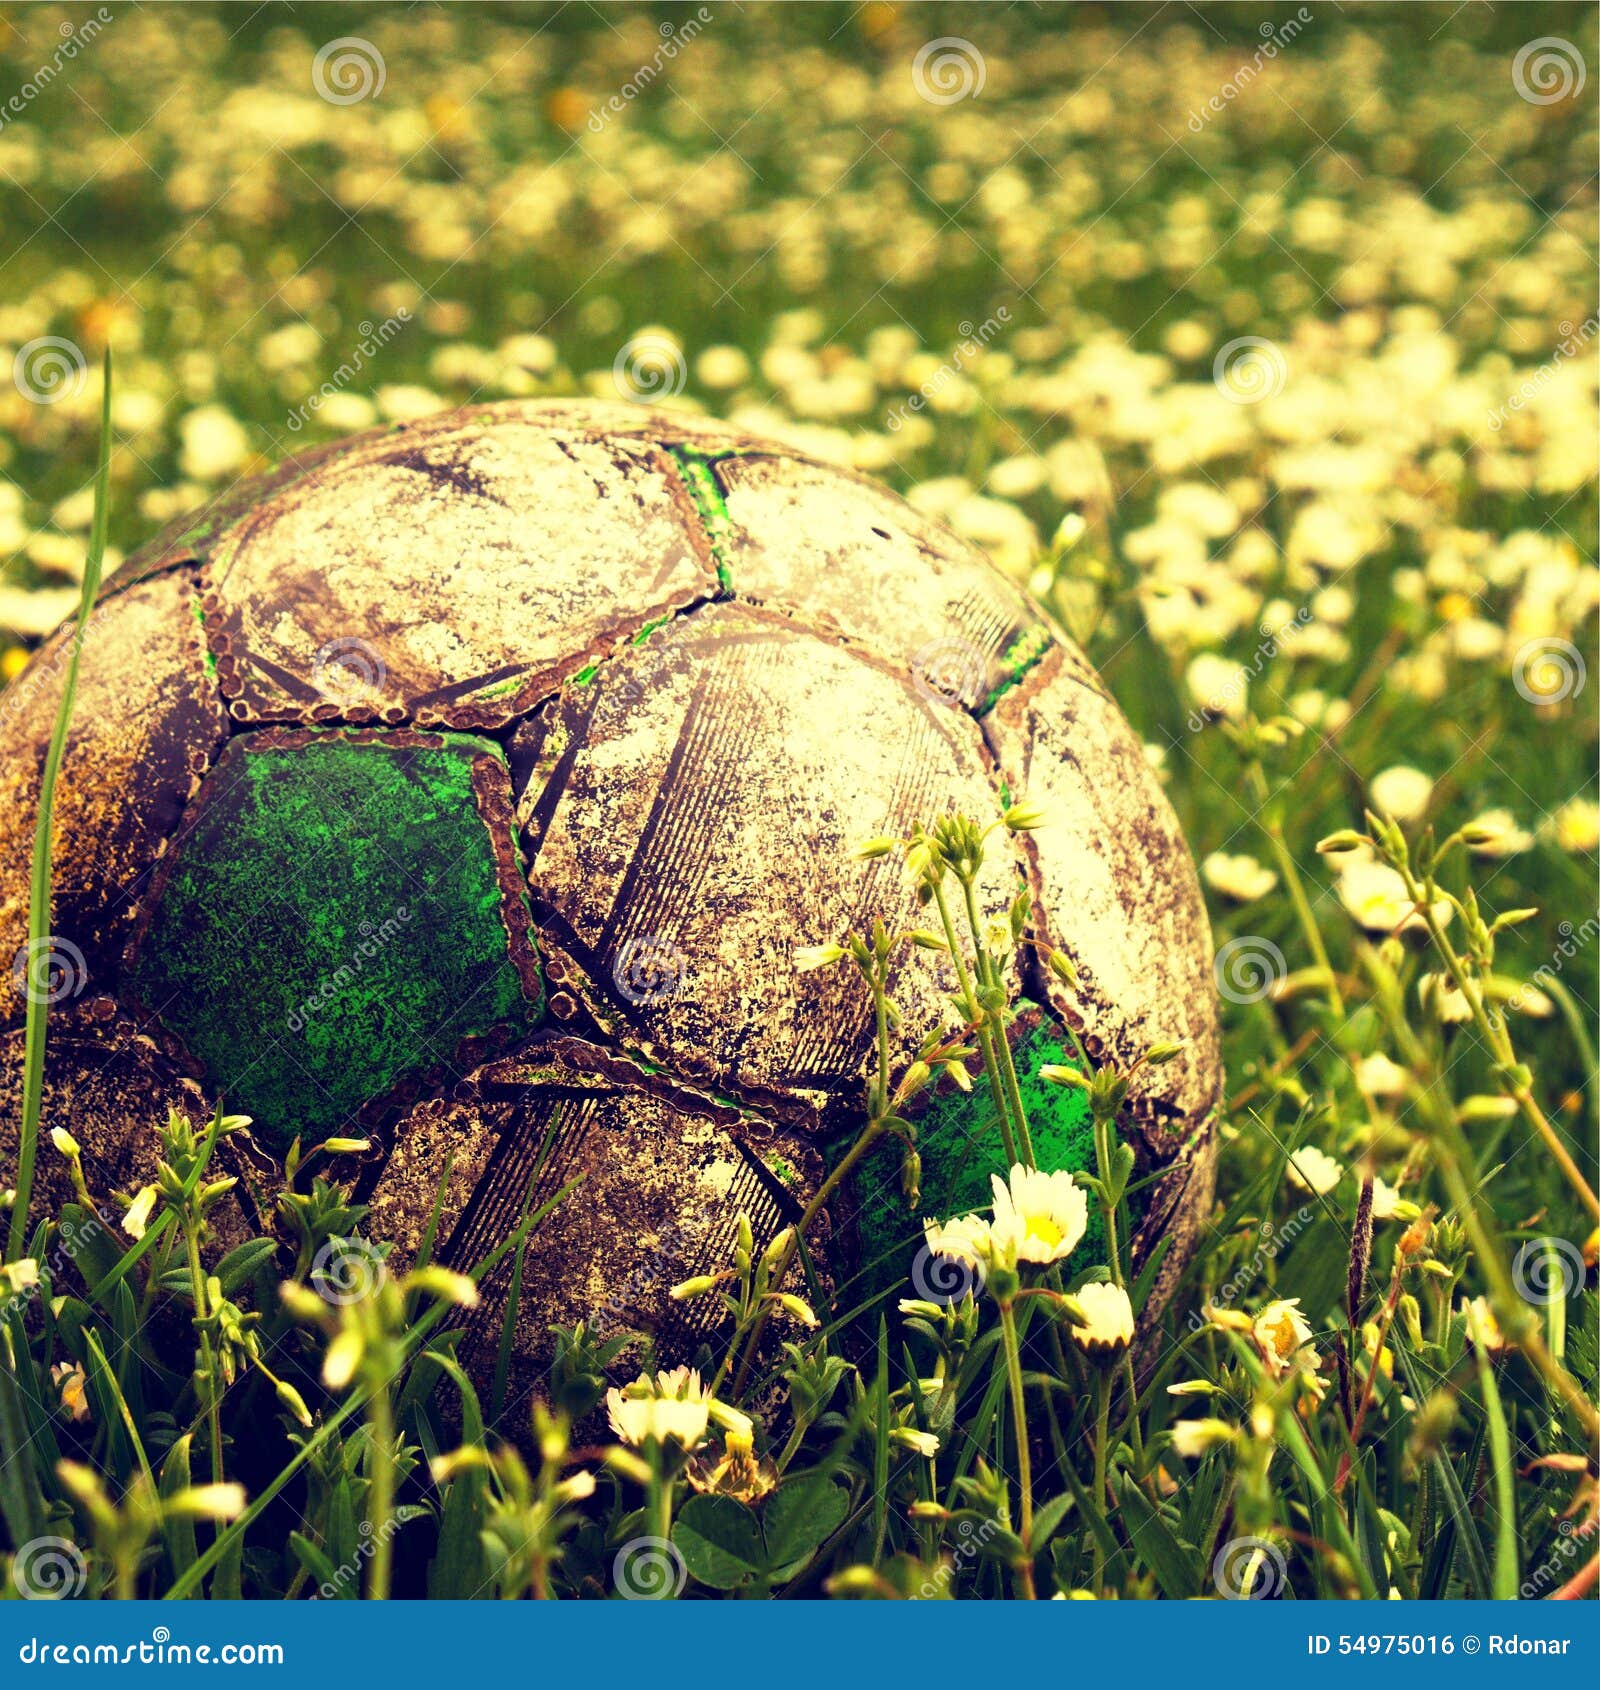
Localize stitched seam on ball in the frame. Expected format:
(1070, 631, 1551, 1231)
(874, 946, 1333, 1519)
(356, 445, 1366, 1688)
(662, 442, 739, 592)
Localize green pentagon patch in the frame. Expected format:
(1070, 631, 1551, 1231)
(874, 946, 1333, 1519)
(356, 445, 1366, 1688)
(128, 728, 541, 1151)
(841, 1004, 1128, 1305)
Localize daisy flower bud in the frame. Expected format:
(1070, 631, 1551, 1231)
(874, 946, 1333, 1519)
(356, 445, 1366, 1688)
(1065, 1282, 1135, 1364)
(1169, 1418, 1238, 1459)
(121, 1185, 159, 1240)
(794, 943, 847, 972)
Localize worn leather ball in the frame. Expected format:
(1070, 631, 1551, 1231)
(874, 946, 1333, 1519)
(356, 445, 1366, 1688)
(0, 401, 1219, 1393)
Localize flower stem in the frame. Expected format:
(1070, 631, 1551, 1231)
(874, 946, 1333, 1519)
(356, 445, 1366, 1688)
(180, 1214, 226, 1502)
(1360, 947, 1599, 1442)
(1248, 761, 1344, 1017)
(776, 1415, 809, 1472)
(1402, 865, 1597, 1221)
(366, 1378, 395, 1601)
(961, 873, 1036, 1166)
(1093, 1112, 1124, 1288)
(728, 1116, 885, 1397)
(998, 1299, 1036, 1597)
(932, 878, 1017, 1165)
(653, 1462, 672, 1543)
(1091, 1370, 1112, 1592)
(991, 1010, 1037, 1169)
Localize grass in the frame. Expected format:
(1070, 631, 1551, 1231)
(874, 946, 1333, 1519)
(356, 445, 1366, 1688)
(3, 356, 109, 1271)
(0, 2, 1596, 1602)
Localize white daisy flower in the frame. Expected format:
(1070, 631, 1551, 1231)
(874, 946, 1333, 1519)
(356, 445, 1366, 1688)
(1337, 861, 1450, 934)
(605, 1366, 750, 1452)
(1203, 851, 1278, 903)
(1368, 765, 1434, 825)
(1288, 1145, 1343, 1196)
(1253, 1298, 1314, 1375)
(989, 1164, 1089, 1267)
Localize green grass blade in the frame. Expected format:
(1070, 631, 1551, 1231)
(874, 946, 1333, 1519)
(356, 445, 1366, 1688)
(83, 1326, 156, 1494)
(870, 1314, 889, 1565)
(158, 1434, 199, 1597)
(412, 1149, 456, 1274)
(0, 1328, 47, 1547)
(85, 1209, 174, 1306)
(5, 351, 112, 1263)
(488, 1109, 562, 1425)
(424, 1353, 489, 1599)
(1471, 1336, 1520, 1600)
(489, 1197, 532, 1427)
(1115, 1471, 1200, 1598)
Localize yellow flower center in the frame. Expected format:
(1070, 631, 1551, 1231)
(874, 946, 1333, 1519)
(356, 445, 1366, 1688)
(1267, 1314, 1298, 1359)
(1024, 1213, 1063, 1249)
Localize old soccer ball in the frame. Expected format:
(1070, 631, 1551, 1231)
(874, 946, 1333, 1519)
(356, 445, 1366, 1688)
(0, 400, 1219, 1390)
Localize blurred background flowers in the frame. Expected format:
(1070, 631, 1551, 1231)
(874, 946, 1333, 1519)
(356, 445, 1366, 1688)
(4, 0, 1593, 1035)
(1, 0, 1596, 1603)
(2, 0, 1594, 1187)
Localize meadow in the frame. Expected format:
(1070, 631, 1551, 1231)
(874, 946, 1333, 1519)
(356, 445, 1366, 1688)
(0, 2, 1595, 1601)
